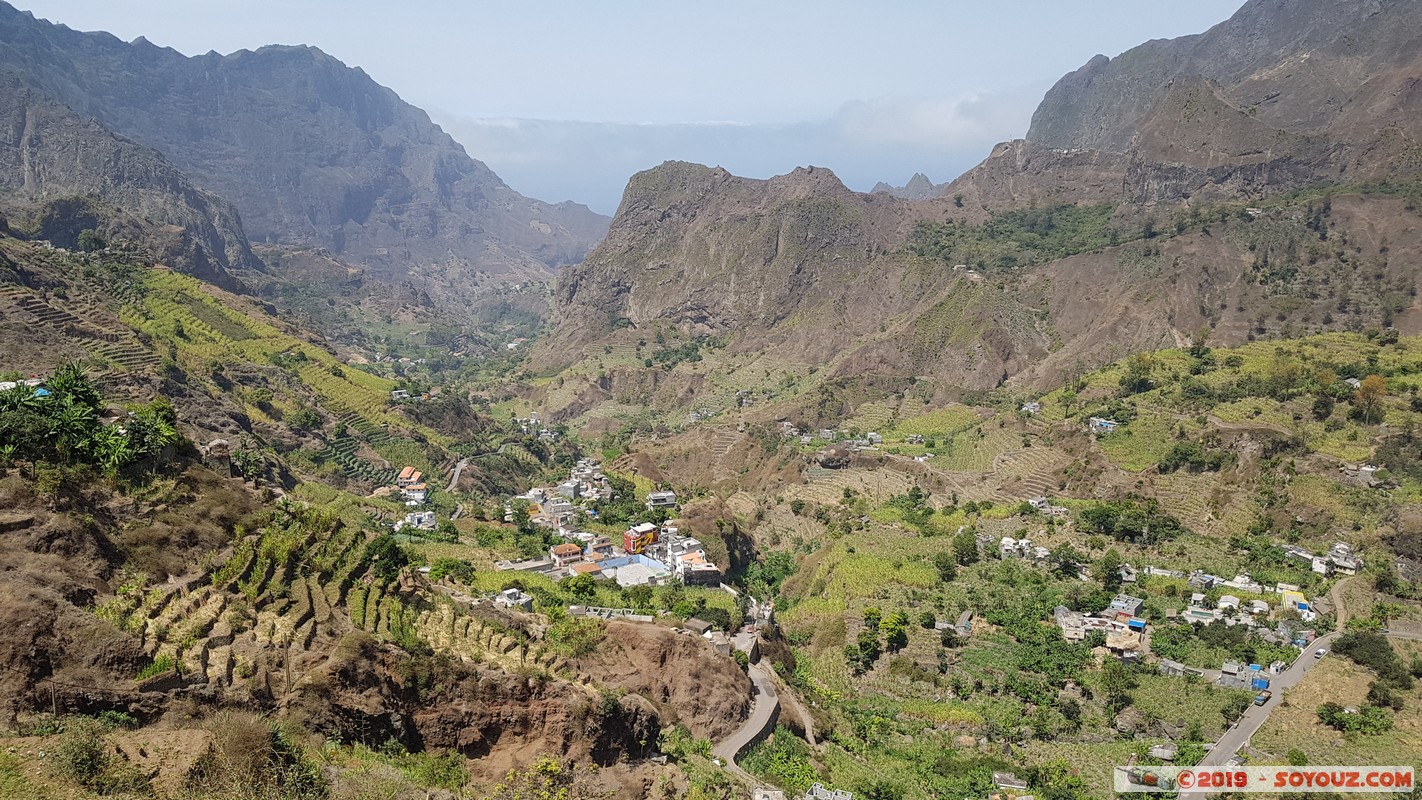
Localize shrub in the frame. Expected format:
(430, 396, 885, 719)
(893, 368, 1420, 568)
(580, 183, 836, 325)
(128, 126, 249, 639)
(428, 558, 474, 584)
(1157, 441, 1229, 473)
(136, 654, 176, 680)
(49, 718, 108, 788)
(740, 727, 819, 794)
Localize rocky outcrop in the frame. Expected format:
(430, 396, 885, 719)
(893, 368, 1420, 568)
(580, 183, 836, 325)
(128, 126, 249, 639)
(948, 0, 1422, 213)
(570, 620, 753, 741)
(0, 79, 259, 286)
(1027, 0, 1422, 155)
(540, 162, 925, 368)
(871, 172, 945, 200)
(0, 2, 608, 280)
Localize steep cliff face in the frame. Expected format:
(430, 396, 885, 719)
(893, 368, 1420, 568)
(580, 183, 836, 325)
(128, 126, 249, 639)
(540, 162, 928, 371)
(948, 0, 1422, 213)
(0, 78, 259, 286)
(0, 2, 608, 280)
(1026, 0, 1422, 154)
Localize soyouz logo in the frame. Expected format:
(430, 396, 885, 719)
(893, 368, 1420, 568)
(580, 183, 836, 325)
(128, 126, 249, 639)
(1114, 766, 1414, 793)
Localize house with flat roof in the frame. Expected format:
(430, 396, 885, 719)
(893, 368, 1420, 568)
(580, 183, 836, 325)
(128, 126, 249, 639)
(494, 588, 534, 611)
(1159, 659, 1185, 677)
(1109, 594, 1146, 618)
(646, 490, 678, 510)
(1088, 417, 1120, 434)
(676, 552, 723, 585)
(624, 522, 660, 554)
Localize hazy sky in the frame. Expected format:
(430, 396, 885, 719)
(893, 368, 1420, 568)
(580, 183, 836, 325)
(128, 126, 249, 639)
(17, 1, 1248, 212)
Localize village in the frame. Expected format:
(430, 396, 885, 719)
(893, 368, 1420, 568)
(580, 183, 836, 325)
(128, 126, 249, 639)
(987, 518, 1344, 706)
(490, 457, 730, 590)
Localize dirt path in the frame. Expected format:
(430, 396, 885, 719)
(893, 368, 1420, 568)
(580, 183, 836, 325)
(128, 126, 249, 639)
(1329, 576, 1355, 627)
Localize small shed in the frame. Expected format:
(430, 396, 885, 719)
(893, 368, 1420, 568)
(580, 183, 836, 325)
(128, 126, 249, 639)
(683, 618, 714, 635)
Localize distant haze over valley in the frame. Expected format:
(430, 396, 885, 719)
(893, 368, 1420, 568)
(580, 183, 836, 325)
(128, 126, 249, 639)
(430, 90, 1041, 214)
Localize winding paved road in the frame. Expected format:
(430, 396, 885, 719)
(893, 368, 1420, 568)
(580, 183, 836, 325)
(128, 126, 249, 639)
(1180, 577, 1363, 798)
(714, 662, 780, 784)
(446, 457, 469, 492)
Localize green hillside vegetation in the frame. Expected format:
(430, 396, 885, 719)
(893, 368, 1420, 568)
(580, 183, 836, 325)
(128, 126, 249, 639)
(909, 202, 1131, 270)
(0, 363, 178, 476)
(726, 330, 1422, 799)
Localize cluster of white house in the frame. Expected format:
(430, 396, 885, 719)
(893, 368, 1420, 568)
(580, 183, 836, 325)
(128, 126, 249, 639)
(494, 461, 723, 588)
(780, 421, 884, 449)
(512, 412, 561, 443)
(1281, 541, 1360, 577)
(1055, 571, 1325, 666)
(506, 458, 615, 527)
(1055, 595, 1151, 660)
(533, 524, 724, 588)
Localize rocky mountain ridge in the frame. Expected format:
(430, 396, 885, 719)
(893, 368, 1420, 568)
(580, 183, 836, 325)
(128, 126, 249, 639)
(535, 0, 1422, 423)
(870, 172, 945, 200)
(947, 0, 1422, 212)
(0, 1, 609, 282)
(0, 78, 260, 287)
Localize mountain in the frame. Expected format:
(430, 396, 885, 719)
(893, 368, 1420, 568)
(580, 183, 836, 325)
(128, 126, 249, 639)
(0, 2, 608, 281)
(948, 0, 1422, 212)
(870, 173, 945, 201)
(1027, 0, 1422, 154)
(534, 0, 1422, 427)
(0, 77, 259, 287)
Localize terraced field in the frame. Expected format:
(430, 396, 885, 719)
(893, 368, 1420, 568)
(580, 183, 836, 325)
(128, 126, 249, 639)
(93, 502, 571, 700)
(0, 284, 161, 375)
(789, 467, 916, 507)
(933, 424, 1019, 473)
(314, 435, 398, 486)
(117, 270, 447, 451)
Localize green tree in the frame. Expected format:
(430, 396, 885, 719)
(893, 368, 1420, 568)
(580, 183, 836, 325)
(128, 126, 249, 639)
(1353, 374, 1388, 424)
(1311, 392, 1335, 420)
(932, 550, 958, 582)
(564, 573, 598, 602)
(863, 607, 882, 632)
(1119, 353, 1155, 395)
(76, 229, 106, 252)
(428, 558, 475, 583)
(624, 584, 654, 610)
(952, 527, 979, 565)
(1096, 548, 1123, 591)
(364, 535, 409, 583)
(1100, 659, 1136, 713)
(857, 629, 882, 666)
(883, 611, 909, 652)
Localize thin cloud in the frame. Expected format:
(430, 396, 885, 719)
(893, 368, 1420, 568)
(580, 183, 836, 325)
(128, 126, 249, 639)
(431, 88, 1043, 214)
